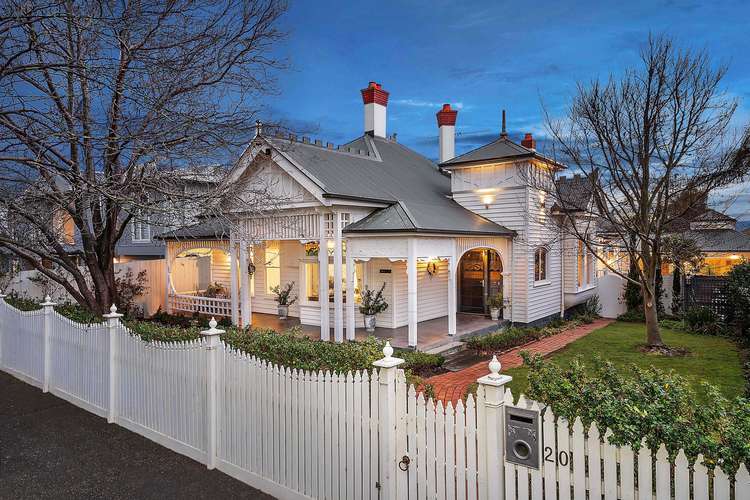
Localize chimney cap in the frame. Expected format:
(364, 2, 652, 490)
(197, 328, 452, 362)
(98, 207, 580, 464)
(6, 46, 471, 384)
(361, 81, 389, 106)
(436, 103, 458, 127)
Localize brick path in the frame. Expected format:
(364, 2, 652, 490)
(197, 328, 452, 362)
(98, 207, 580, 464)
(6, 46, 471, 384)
(426, 318, 614, 404)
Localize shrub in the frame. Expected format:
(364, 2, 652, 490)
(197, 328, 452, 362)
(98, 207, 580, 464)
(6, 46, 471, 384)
(4, 292, 42, 311)
(521, 353, 750, 474)
(683, 307, 727, 336)
(115, 268, 148, 316)
(726, 261, 750, 338)
(54, 303, 102, 324)
(581, 294, 602, 318)
(467, 319, 581, 354)
(398, 350, 445, 376)
(617, 309, 645, 322)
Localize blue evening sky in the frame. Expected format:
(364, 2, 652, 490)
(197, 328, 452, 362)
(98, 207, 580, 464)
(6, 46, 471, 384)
(260, 0, 750, 218)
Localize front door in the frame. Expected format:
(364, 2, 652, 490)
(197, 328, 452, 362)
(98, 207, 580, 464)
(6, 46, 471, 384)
(459, 249, 503, 315)
(459, 250, 486, 313)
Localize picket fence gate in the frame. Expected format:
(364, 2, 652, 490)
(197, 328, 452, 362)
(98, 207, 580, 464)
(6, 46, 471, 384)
(0, 295, 748, 500)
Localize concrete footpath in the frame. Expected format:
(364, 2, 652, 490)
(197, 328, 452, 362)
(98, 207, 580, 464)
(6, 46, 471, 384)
(0, 371, 273, 499)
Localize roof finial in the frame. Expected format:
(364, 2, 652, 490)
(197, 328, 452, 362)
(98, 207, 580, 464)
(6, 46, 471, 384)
(254, 120, 263, 138)
(501, 109, 507, 138)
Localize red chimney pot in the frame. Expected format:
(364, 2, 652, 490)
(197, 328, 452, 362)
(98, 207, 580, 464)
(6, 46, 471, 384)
(436, 103, 458, 127)
(521, 133, 536, 149)
(361, 81, 389, 106)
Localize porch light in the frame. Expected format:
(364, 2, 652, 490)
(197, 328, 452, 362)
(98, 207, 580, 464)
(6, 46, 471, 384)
(481, 194, 495, 209)
(729, 254, 740, 260)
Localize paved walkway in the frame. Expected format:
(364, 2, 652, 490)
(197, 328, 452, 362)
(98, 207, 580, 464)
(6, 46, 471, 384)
(425, 318, 614, 404)
(0, 371, 274, 500)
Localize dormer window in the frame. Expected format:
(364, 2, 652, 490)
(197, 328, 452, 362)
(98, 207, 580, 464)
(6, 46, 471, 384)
(534, 247, 548, 282)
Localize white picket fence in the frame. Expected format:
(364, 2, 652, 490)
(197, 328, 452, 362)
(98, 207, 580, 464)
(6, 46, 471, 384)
(0, 296, 748, 500)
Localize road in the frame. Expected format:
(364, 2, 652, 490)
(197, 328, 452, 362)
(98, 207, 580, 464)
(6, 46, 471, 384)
(0, 371, 274, 499)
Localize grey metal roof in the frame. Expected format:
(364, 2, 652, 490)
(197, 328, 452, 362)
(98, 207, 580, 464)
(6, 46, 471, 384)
(439, 136, 564, 168)
(264, 134, 514, 236)
(683, 229, 750, 252)
(155, 219, 229, 241)
(692, 208, 736, 222)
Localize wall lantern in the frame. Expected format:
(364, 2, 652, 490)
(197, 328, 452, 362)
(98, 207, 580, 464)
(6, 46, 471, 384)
(426, 260, 438, 277)
(728, 254, 740, 260)
(481, 194, 495, 209)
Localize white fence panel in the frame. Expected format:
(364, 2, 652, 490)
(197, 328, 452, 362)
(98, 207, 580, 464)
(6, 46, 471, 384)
(49, 313, 109, 416)
(1, 304, 44, 386)
(115, 328, 208, 464)
(2, 297, 750, 500)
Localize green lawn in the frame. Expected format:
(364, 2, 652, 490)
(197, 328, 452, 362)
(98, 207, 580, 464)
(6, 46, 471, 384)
(505, 321, 747, 402)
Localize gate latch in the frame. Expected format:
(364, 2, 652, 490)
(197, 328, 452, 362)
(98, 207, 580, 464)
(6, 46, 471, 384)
(398, 455, 411, 471)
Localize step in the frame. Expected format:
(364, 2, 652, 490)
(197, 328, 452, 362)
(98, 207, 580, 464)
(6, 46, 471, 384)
(442, 349, 488, 372)
(423, 341, 465, 356)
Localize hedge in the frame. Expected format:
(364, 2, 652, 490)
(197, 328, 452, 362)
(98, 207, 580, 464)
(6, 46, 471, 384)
(522, 353, 750, 475)
(466, 318, 583, 354)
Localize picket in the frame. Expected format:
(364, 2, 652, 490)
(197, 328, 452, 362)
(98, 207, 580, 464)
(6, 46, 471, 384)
(655, 444, 670, 500)
(1, 299, 747, 500)
(693, 454, 710, 500)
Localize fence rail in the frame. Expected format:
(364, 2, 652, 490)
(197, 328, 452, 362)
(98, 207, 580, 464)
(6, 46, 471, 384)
(0, 295, 748, 499)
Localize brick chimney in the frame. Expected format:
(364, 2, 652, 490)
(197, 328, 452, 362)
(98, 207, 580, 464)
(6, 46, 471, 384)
(436, 104, 458, 163)
(521, 133, 536, 150)
(361, 81, 389, 138)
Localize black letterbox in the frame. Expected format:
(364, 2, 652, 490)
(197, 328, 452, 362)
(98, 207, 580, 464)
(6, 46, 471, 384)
(505, 406, 540, 469)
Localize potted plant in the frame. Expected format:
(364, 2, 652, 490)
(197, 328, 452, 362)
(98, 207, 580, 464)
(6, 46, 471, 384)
(488, 292, 503, 321)
(271, 282, 297, 319)
(358, 283, 388, 332)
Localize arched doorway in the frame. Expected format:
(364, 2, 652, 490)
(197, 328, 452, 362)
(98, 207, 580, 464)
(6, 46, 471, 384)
(458, 248, 503, 315)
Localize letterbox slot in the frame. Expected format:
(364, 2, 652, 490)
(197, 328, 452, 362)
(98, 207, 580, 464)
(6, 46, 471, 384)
(509, 414, 534, 424)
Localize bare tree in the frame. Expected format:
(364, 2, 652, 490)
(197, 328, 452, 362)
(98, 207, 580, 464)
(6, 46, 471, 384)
(0, 0, 287, 313)
(537, 35, 749, 349)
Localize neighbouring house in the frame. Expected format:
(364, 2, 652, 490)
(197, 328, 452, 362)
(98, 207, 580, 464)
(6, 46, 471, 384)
(157, 81, 599, 351)
(598, 206, 750, 277)
(2, 168, 220, 315)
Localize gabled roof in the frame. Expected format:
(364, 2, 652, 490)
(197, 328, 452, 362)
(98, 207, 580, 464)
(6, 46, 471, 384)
(258, 133, 514, 236)
(439, 135, 564, 169)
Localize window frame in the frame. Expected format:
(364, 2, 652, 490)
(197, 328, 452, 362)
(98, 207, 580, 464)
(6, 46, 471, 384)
(534, 246, 548, 283)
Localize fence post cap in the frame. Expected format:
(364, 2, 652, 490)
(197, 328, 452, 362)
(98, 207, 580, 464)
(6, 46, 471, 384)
(40, 295, 56, 307)
(477, 355, 512, 387)
(103, 303, 123, 319)
(201, 317, 225, 337)
(0, 290, 6, 298)
(373, 340, 404, 368)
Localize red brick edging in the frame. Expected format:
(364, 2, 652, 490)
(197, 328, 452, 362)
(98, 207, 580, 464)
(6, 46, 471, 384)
(426, 318, 614, 404)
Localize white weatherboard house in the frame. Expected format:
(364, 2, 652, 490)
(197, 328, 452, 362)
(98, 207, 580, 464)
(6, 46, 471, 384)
(159, 82, 597, 351)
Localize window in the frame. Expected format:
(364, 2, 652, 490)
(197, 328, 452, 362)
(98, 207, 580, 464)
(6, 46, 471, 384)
(131, 214, 151, 243)
(305, 260, 363, 303)
(577, 241, 585, 288)
(265, 242, 280, 293)
(534, 247, 547, 282)
(578, 240, 595, 288)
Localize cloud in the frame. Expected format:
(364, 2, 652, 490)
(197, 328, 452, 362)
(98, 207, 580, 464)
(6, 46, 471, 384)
(392, 99, 465, 110)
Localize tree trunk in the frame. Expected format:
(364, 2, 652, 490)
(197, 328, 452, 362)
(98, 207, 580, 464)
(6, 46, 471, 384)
(643, 286, 664, 347)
